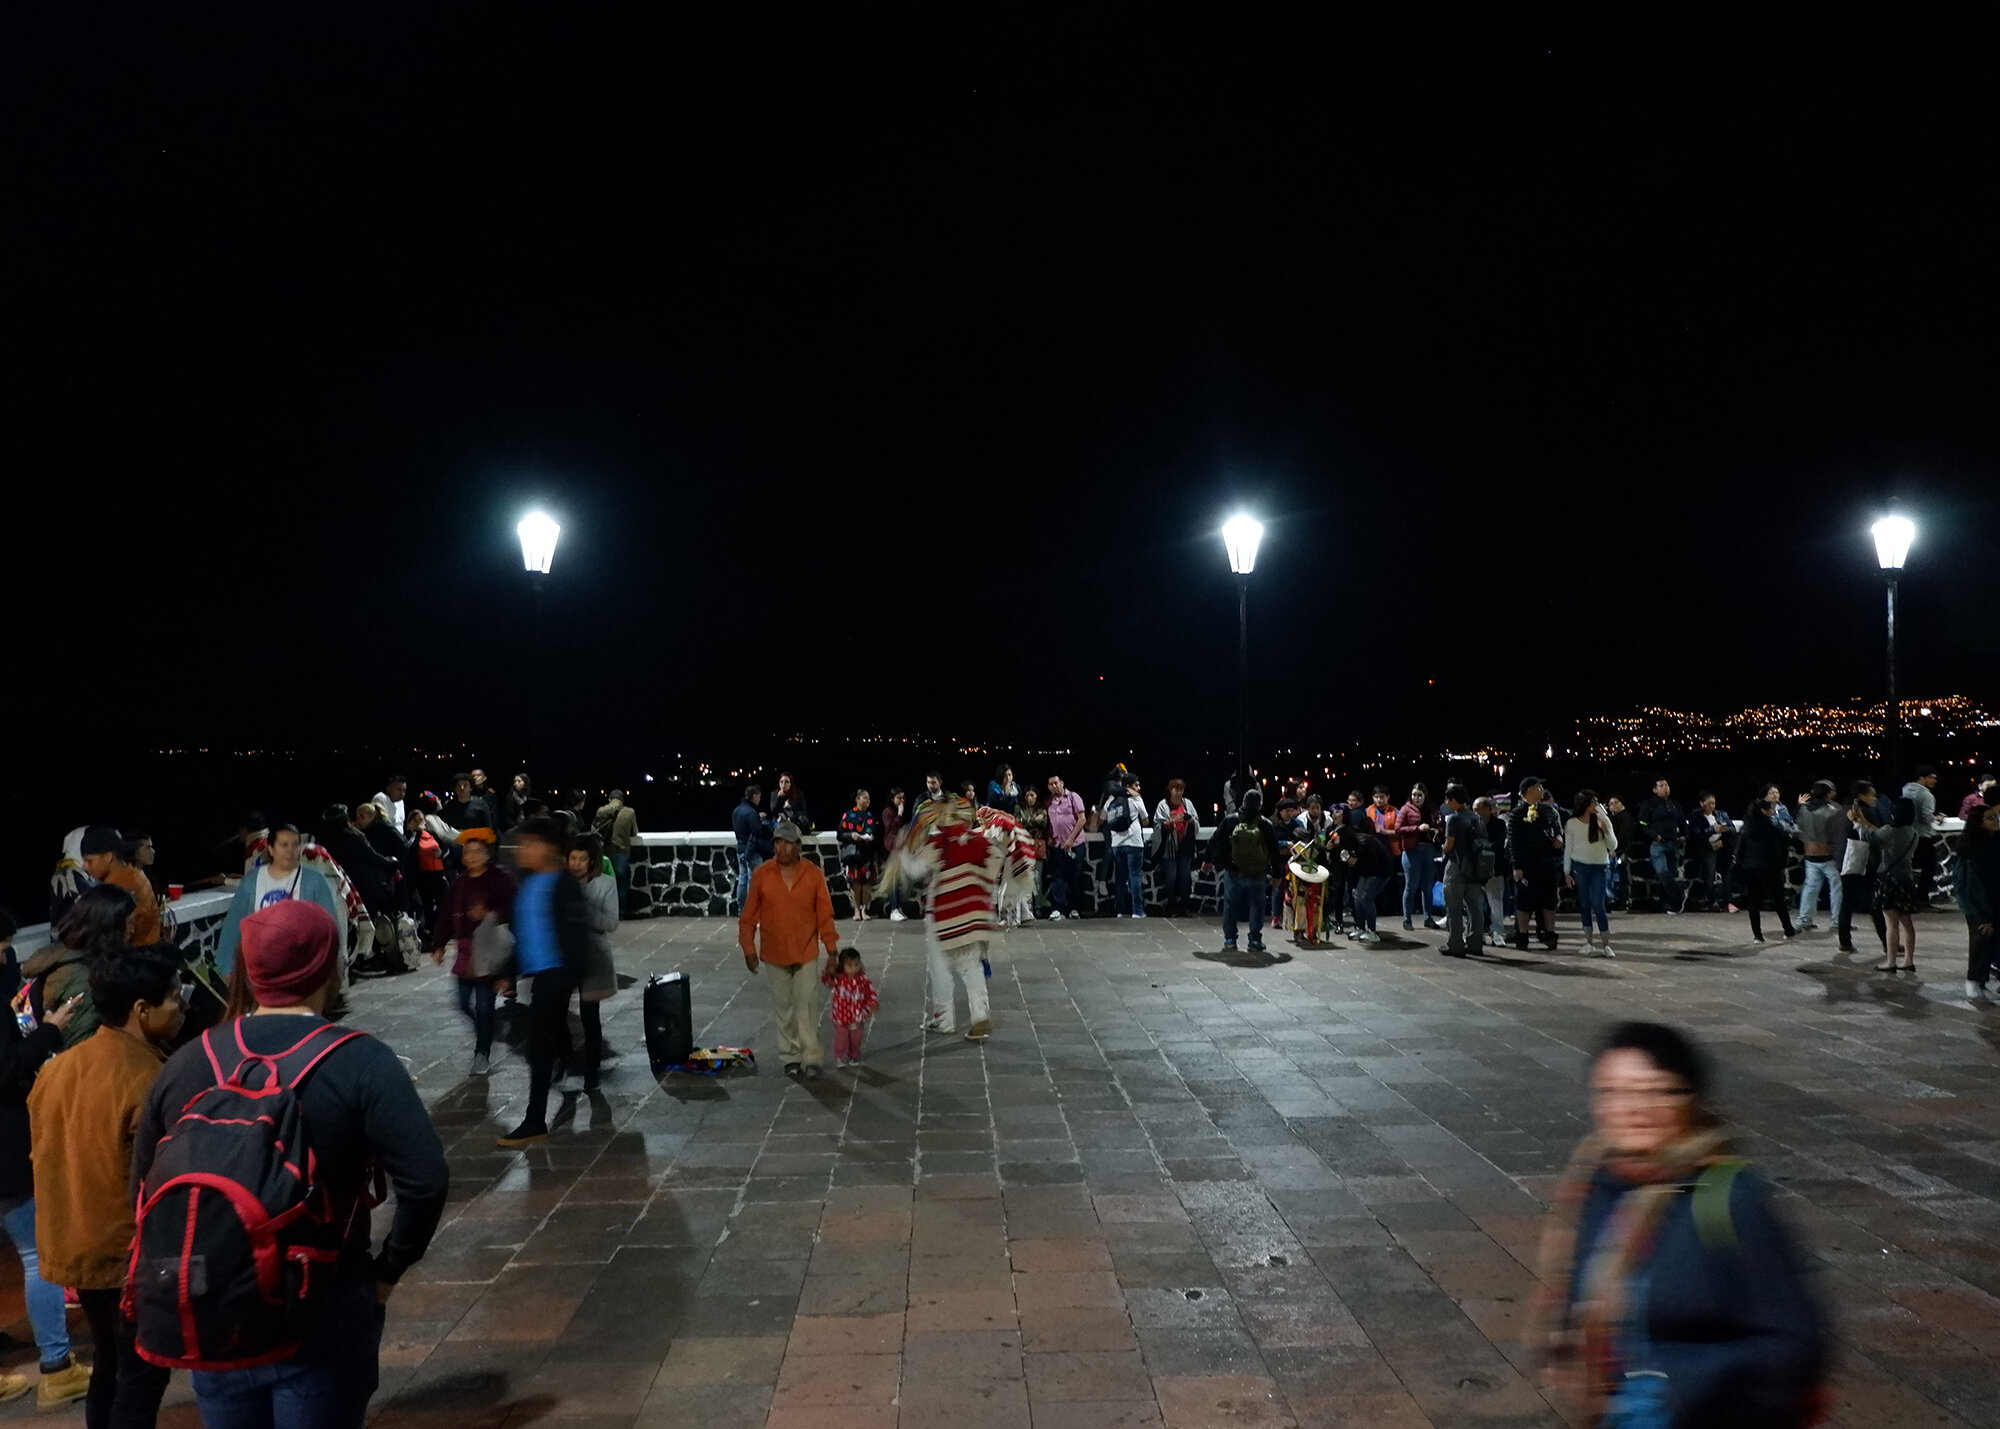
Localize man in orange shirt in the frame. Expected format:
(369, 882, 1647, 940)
(79, 827, 161, 946)
(737, 821, 840, 1078)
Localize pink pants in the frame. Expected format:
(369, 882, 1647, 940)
(833, 1023, 867, 1061)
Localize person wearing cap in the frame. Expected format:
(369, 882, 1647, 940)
(215, 824, 343, 977)
(737, 820, 839, 1077)
(430, 827, 516, 1076)
(592, 790, 641, 916)
(497, 818, 595, 1147)
(29, 951, 184, 1425)
(135, 899, 448, 1429)
(78, 827, 162, 947)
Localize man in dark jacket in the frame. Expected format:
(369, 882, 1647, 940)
(321, 805, 406, 973)
(499, 818, 593, 1148)
(133, 900, 447, 1429)
(1506, 777, 1566, 951)
(1794, 780, 1847, 939)
(1605, 796, 1640, 909)
(1637, 779, 1687, 913)
(731, 785, 772, 914)
(1202, 791, 1285, 954)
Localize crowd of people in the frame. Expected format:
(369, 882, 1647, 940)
(734, 762, 1998, 1001)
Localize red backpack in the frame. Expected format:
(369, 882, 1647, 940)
(127, 1021, 377, 1370)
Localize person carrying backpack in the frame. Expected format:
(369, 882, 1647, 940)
(130, 898, 448, 1429)
(1202, 789, 1283, 954)
(1438, 785, 1493, 958)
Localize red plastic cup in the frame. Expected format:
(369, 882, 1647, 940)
(167, 884, 184, 901)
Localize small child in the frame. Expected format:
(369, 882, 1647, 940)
(822, 947, 878, 1068)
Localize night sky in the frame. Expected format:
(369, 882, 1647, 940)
(15, 26, 1997, 769)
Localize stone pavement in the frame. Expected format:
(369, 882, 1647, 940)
(4, 909, 1999, 1427)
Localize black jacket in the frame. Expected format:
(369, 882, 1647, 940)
(1737, 816, 1790, 874)
(0, 964, 64, 1203)
(1483, 816, 1513, 877)
(1506, 802, 1565, 867)
(323, 825, 400, 913)
(1639, 795, 1686, 845)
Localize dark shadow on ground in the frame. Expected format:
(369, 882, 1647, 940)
(1194, 946, 1295, 969)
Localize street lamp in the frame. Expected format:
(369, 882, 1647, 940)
(1221, 514, 1264, 798)
(518, 512, 561, 774)
(1871, 512, 1914, 778)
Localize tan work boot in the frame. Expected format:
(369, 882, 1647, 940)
(964, 1019, 992, 1041)
(38, 1356, 90, 1409)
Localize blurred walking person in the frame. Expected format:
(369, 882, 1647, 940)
(1793, 781, 1846, 939)
(1529, 1022, 1826, 1427)
(1957, 803, 2000, 1000)
(1857, 796, 1921, 975)
(429, 827, 514, 1077)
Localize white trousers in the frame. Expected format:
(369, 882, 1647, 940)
(926, 934, 990, 1031)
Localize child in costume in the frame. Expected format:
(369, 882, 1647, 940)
(822, 947, 879, 1067)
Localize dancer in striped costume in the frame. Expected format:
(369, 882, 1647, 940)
(887, 794, 1036, 1041)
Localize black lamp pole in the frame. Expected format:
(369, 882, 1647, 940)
(1884, 570, 1899, 779)
(1236, 574, 1250, 785)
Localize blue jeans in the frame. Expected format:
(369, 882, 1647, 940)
(732, 850, 764, 913)
(1402, 845, 1440, 922)
(609, 851, 632, 915)
(193, 1287, 384, 1429)
(1571, 862, 1609, 934)
(1351, 875, 1386, 933)
(1222, 872, 1268, 947)
(0, 1198, 69, 1367)
(1605, 855, 1626, 906)
(1114, 846, 1146, 915)
(455, 976, 497, 1057)
(1649, 841, 1681, 910)
(1160, 854, 1196, 912)
(1798, 857, 1843, 927)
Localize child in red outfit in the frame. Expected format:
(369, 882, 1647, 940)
(822, 947, 878, 1068)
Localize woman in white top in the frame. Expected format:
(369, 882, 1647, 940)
(1562, 790, 1620, 957)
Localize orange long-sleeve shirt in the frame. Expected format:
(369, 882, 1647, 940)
(737, 858, 839, 966)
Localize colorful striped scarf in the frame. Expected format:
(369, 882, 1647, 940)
(1528, 1126, 1734, 1425)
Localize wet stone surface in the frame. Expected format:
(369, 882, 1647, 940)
(4, 908, 1996, 1427)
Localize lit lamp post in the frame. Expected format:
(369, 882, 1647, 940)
(1870, 512, 1914, 778)
(1221, 514, 1264, 794)
(518, 511, 560, 776)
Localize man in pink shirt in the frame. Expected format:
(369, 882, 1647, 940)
(1044, 775, 1088, 919)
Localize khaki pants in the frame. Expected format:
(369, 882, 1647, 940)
(762, 960, 823, 1067)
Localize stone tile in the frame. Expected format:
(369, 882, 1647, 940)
(1152, 1375, 1298, 1429)
(1008, 1238, 1114, 1273)
(655, 1335, 788, 1387)
(903, 1329, 1023, 1380)
(905, 1290, 1020, 1333)
(1024, 1404, 1163, 1429)
(787, 1312, 907, 1356)
(771, 1352, 902, 1407)
(1012, 1270, 1124, 1309)
(1018, 1304, 1140, 1352)
(1024, 1349, 1155, 1401)
(895, 1377, 1031, 1429)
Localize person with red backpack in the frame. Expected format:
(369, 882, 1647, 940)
(129, 898, 448, 1429)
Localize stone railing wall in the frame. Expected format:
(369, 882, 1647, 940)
(627, 825, 1967, 920)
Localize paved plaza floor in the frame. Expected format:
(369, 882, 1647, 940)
(6, 909, 2000, 1427)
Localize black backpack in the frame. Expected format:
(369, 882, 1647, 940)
(128, 1022, 375, 1371)
(1459, 819, 1496, 882)
(1105, 796, 1134, 835)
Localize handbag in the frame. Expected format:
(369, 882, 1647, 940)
(1840, 836, 1870, 878)
(469, 912, 516, 979)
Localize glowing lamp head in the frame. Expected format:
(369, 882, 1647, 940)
(1221, 514, 1265, 575)
(1871, 513, 1914, 571)
(518, 511, 560, 574)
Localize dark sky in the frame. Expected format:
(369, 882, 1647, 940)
(14, 22, 1997, 768)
